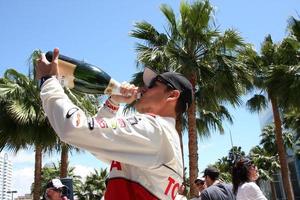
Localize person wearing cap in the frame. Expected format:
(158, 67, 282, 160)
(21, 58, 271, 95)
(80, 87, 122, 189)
(36, 48, 193, 200)
(174, 184, 188, 200)
(190, 177, 207, 200)
(232, 157, 267, 200)
(200, 167, 235, 200)
(43, 179, 69, 200)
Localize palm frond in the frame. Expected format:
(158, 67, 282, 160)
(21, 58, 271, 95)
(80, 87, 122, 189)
(28, 49, 42, 80)
(287, 16, 300, 42)
(266, 64, 300, 108)
(246, 94, 268, 113)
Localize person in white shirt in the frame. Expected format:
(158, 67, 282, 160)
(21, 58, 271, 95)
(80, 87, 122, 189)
(232, 157, 267, 200)
(175, 184, 188, 200)
(36, 48, 193, 200)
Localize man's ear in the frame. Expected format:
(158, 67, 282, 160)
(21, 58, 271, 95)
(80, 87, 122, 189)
(167, 90, 180, 102)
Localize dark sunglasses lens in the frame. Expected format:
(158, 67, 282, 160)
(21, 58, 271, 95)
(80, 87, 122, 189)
(148, 77, 158, 89)
(148, 76, 175, 90)
(148, 81, 155, 89)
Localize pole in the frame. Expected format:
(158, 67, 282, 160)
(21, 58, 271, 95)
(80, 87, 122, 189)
(7, 191, 17, 200)
(229, 130, 234, 148)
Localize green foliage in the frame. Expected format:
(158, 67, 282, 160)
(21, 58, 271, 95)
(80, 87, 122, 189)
(266, 64, 300, 108)
(249, 146, 280, 181)
(284, 109, 300, 140)
(74, 168, 108, 200)
(246, 94, 268, 113)
(28, 49, 42, 80)
(0, 69, 57, 151)
(38, 161, 108, 199)
(260, 35, 276, 67)
(212, 157, 232, 183)
(287, 16, 300, 42)
(130, 0, 252, 136)
(260, 124, 294, 152)
(38, 162, 81, 194)
(248, 123, 295, 181)
(212, 146, 245, 183)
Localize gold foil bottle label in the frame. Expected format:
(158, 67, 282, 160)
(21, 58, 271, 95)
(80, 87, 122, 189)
(104, 79, 121, 95)
(57, 59, 76, 88)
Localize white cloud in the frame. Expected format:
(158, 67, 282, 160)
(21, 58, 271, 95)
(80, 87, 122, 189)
(73, 164, 95, 181)
(7, 150, 35, 164)
(12, 167, 34, 196)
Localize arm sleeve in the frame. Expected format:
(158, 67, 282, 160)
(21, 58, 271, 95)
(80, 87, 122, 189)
(247, 182, 267, 200)
(40, 78, 164, 167)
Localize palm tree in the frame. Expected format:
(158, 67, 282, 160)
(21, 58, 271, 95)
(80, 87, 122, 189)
(130, 1, 251, 196)
(38, 161, 82, 196)
(250, 146, 279, 200)
(284, 109, 300, 140)
(74, 168, 108, 200)
(212, 157, 232, 183)
(0, 69, 57, 200)
(259, 124, 294, 153)
(288, 16, 300, 42)
(245, 33, 300, 200)
(250, 124, 295, 200)
(0, 68, 99, 199)
(212, 146, 245, 183)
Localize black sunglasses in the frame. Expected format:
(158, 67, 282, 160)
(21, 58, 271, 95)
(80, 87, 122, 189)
(148, 76, 176, 90)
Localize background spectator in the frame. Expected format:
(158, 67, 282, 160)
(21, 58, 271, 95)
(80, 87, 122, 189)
(232, 157, 267, 200)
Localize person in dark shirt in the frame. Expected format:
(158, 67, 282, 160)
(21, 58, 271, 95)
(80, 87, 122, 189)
(200, 167, 235, 200)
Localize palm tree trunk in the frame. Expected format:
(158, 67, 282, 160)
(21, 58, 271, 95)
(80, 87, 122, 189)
(176, 115, 185, 180)
(60, 143, 69, 178)
(188, 75, 198, 198)
(33, 144, 42, 200)
(270, 181, 277, 200)
(270, 96, 294, 200)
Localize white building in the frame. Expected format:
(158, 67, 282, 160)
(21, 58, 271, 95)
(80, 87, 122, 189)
(0, 153, 13, 200)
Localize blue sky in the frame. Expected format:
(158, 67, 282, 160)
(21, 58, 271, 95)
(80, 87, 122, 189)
(0, 0, 298, 196)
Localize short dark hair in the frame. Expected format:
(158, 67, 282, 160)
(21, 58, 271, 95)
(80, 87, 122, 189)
(163, 86, 186, 115)
(203, 167, 220, 181)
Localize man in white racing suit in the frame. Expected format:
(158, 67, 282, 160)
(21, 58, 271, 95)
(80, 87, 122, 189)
(36, 48, 193, 200)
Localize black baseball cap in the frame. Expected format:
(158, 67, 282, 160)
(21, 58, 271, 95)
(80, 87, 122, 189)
(202, 167, 220, 179)
(143, 67, 193, 111)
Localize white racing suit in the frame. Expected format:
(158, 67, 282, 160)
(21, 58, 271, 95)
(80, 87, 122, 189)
(40, 78, 183, 200)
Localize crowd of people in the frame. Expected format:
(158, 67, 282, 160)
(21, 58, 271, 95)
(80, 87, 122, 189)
(44, 160, 267, 200)
(175, 158, 267, 200)
(36, 48, 267, 200)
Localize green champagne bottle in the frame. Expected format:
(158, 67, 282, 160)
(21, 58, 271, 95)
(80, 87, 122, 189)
(45, 51, 121, 95)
